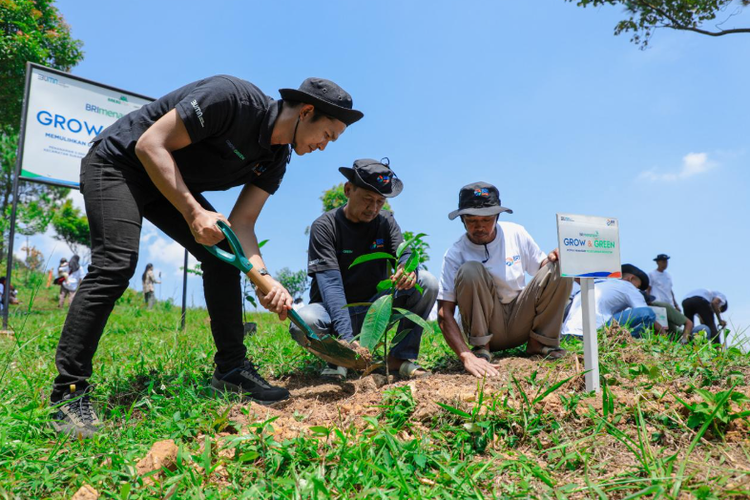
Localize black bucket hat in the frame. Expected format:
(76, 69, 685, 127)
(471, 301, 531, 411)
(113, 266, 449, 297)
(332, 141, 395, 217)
(621, 264, 650, 291)
(279, 78, 363, 126)
(339, 158, 403, 198)
(653, 254, 670, 261)
(448, 182, 513, 221)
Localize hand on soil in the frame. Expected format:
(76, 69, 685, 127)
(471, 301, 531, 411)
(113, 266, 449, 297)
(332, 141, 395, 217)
(258, 280, 293, 320)
(188, 208, 229, 246)
(460, 352, 501, 378)
(391, 266, 416, 291)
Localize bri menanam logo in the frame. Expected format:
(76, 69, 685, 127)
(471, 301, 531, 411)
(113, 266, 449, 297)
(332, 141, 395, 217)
(474, 188, 489, 197)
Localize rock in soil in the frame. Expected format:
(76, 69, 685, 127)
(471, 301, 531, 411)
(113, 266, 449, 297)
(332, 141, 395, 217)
(136, 439, 178, 476)
(70, 484, 98, 500)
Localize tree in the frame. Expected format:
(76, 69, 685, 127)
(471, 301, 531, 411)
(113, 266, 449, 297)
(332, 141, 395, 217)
(51, 198, 89, 256)
(568, 0, 750, 48)
(275, 267, 309, 301)
(0, 0, 84, 256)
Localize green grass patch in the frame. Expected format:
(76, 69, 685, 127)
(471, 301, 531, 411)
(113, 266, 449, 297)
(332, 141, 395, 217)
(0, 268, 748, 499)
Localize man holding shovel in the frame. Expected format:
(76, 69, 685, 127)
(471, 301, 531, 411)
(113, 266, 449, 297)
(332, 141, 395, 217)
(51, 76, 363, 438)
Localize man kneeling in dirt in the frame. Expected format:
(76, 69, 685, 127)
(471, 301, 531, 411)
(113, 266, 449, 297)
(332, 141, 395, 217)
(437, 182, 572, 378)
(290, 159, 438, 379)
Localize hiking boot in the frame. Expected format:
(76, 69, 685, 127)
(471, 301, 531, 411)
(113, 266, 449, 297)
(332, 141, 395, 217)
(51, 384, 102, 439)
(211, 359, 290, 405)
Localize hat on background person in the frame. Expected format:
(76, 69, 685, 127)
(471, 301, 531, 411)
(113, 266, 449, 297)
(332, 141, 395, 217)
(448, 182, 513, 221)
(339, 158, 403, 198)
(653, 253, 670, 261)
(622, 263, 650, 291)
(279, 78, 364, 126)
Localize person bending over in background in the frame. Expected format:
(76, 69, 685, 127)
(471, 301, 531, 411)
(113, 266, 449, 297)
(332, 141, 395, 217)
(562, 264, 666, 339)
(682, 289, 728, 345)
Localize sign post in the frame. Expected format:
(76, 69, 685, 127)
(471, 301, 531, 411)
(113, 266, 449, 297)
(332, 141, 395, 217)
(557, 214, 621, 392)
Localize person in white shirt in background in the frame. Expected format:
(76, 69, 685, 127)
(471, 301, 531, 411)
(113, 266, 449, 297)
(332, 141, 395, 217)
(682, 289, 728, 345)
(648, 253, 680, 311)
(59, 255, 83, 308)
(562, 264, 666, 339)
(437, 182, 572, 378)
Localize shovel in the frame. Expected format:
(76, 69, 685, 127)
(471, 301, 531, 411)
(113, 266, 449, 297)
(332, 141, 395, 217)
(203, 220, 370, 370)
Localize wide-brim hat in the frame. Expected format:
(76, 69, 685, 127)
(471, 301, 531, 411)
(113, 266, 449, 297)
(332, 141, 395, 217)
(279, 77, 363, 126)
(653, 254, 670, 261)
(622, 263, 650, 291)
(339, 158, 403, 198)
(448, 181, 513, 220)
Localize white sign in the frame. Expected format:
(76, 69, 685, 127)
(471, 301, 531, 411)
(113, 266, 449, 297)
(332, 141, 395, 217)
(650, 306, 668, 328)
(19, 63, 152, 188)
(556, 213, 621, 279)
(556, 213, 622, 393)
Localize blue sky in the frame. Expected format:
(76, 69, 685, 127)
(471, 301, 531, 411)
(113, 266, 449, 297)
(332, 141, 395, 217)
(27, 1, 748, 335)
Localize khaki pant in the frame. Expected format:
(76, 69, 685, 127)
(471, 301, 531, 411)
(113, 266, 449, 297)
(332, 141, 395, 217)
(455, 261, 572, 351)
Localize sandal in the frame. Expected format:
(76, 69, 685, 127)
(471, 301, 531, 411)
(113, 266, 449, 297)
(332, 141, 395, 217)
(321, 365, 348, 380)
(534, 346, 567, 360)
(398, 361, 430, 379)
(472, 347, 492, 362)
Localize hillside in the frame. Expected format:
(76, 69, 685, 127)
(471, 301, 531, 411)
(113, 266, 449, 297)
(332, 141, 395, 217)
(0, 271, 748, 499)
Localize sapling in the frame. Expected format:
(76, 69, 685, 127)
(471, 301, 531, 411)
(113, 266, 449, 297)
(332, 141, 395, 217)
(347, 233, 433, 379)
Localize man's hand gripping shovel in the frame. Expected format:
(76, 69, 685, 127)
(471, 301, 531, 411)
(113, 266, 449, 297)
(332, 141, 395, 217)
(203, 220, 370, 371)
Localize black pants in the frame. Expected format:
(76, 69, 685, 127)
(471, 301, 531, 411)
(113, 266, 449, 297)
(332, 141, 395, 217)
(682, 296, 719, 344)
(51, 143, 246, 401)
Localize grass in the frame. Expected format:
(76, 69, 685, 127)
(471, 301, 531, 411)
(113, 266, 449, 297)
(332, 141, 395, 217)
(0, 267, 749, 499)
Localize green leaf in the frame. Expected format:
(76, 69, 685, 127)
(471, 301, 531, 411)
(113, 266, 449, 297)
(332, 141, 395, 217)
(309, 426, 330, 436)
(414, 282, 424, 294)
(392, 308, 433, 335)
(239, 451, 260, 462)
(342, 302, 373, 308)
(390, 328, 412, 346)
(435, 401, 471, 419)
(396, 232, 427, 259)
(348, 252, 396, 269)
(258, 239, 269, 248)
(404, 251, 421, 273)
(359, 294, 393, 350)
(376, 278, 394, 292)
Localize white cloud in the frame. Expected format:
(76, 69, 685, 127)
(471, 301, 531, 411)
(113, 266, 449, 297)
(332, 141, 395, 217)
(639, 152, 718, 182)
(141, 221, 198, 277)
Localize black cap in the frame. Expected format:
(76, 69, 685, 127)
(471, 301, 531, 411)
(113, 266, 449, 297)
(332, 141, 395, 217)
(448, 182, 513, 221)
(279, 78, 363, 126)
(339, 158, 403, 198)
(622, 263, 650, 291)
(654, 254, 670, 261)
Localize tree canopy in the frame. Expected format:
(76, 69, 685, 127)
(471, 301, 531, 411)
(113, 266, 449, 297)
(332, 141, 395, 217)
(0, 0, 84, 257)
(568, 0, 749, 48)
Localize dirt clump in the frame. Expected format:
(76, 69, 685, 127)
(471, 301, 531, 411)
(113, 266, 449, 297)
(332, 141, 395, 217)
(135, 439, 178, 483)
(70, 485, 98, 500)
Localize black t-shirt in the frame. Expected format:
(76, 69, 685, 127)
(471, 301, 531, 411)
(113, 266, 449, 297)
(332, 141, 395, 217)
(94, 75, 289, 194)
(308, 207, 406, 304)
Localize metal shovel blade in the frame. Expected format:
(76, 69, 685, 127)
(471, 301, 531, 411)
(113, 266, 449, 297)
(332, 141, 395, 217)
(289, 316, 370, 371)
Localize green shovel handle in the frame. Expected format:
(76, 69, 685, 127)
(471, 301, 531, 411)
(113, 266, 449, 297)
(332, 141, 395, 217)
(202, 220, 253, 274)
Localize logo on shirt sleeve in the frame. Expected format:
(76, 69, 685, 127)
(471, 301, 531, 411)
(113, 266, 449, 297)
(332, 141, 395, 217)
(370, 238, 385, 250)
(505, 255, 521, 266)
(190, 99, 205, 128)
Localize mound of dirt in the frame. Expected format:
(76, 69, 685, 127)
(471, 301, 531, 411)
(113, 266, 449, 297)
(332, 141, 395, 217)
(229, 356, 584, 440)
